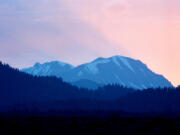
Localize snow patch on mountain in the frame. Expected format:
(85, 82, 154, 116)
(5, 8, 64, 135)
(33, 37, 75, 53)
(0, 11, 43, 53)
(22, 61, 74, 77)
(119, 56, 134, 72)
(112, 56, 122, 67)
(85, 59, 110, 74)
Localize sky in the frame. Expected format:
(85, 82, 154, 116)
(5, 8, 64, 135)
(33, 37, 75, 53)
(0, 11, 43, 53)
(0, 0, 180, 86)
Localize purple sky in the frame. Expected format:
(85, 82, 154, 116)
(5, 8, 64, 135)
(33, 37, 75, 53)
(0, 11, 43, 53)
(0, 0, 180, 86)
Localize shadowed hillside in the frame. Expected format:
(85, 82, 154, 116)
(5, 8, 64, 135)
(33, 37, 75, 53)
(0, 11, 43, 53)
(0, 62, 180, 114)
(0, 62, 133, 111)
(1, 62, 180, 135)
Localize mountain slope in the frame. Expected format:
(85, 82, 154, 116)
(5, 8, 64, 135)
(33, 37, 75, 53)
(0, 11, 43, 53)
(63, 56, 173, 89)
(0, 62, 134, 110)
(22, 56, 173, 89)
(1, 62, 180, 113)
(0, 62, 82, 106)
(22, 61, 74, 78)
(71, 79, 101, 90)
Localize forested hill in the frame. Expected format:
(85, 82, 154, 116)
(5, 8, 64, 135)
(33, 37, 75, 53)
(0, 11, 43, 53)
(0, 62, 133, 110)
(0, 62, 180, 114)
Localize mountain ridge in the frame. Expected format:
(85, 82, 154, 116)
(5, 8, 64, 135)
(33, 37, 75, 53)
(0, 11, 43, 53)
(22, 55, 173, 89)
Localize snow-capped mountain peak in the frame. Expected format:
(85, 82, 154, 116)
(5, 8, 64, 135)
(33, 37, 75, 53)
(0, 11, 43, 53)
(22, 56, 173, 90)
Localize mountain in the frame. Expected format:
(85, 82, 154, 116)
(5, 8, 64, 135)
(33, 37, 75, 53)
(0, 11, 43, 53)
(0, 62, 84, 109)
(0, 62, 134, 111)
(22, 56, 173, 89)
(2, 61, 180, 114)
(1, 62, 180, 113)
(22, 61, 74, 78)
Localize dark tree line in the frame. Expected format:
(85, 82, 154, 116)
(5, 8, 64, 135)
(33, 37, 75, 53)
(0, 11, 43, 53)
(0, 62, 180, 114)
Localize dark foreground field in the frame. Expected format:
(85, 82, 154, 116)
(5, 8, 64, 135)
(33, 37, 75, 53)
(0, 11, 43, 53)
(0, 114, 180, 135)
